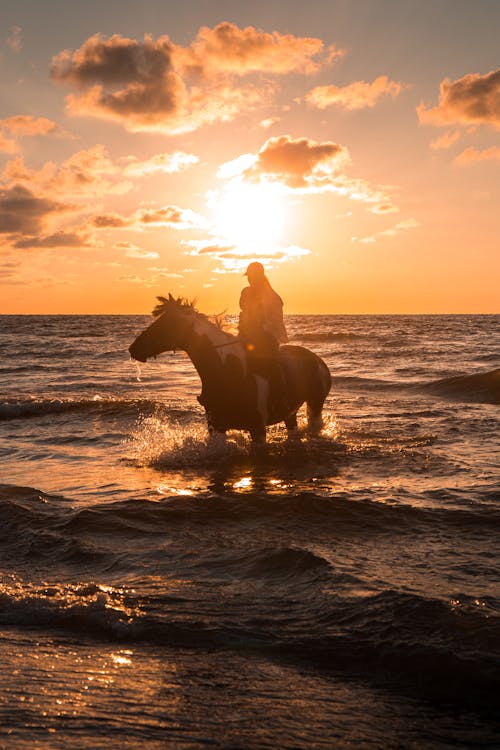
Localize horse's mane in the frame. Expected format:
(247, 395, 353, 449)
(153, 294, 226, 330)
(153, 295, 196, 318)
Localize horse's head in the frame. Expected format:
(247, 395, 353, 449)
(129, 294, 196, 362)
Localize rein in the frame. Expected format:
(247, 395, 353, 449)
(213, 337, 241, 349)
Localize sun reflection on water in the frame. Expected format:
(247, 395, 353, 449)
(232, 476, 253, 490)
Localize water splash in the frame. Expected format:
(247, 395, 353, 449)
(126, 415, 248, 469)
(133, 360, 142, 382)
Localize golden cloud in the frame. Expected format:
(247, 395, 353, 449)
(217, 135, 396, 209)
(136, 206, 208, 230)
(181, 22, 337, 76)
(0, 115, 70, 153)
(185, 237, 310, 273)
(430, 130, 461, 150)
(113, 241, 159, 259)
(454, 145, 500, 165)
(418, 69, 500, 128)
(306, 75, 405, 110)
(2, 146, 130, 198)
(91, 204, 208, 232)
(50, 25, 336, 133)
(0, 145, 132, 250)
(220, 135, 349, 190)
(0, 132, 16, 153)
(122, 150, 199, 177)
(352, 217, 419, 244)
(0, 115, 60, 136)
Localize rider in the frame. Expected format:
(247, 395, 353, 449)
(238, 262, 290, 413)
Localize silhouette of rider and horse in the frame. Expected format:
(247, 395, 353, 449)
(129, 262, 331, 445)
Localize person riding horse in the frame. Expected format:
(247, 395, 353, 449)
(238, 262, 290, 413)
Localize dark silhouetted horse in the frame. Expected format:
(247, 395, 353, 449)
(129, 295, 331, 445)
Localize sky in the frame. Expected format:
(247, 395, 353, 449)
(0, 0, 499, 314)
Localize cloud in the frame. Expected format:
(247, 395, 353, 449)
(6, 26, 22, 53)
(2, 145, 131, 198)
(185, 236, 310, 273)
(91, 212, 130, 229)
(352, 217, 419, 244)
(430, 130, 461, 150)
(113, 241, 159, 259)
(221, 134, 349, 190)
(306, 76, 405, 110)
(0, 115, 70, 153)
(217, 134, 397, 210)
(0, 115, 60, 137)
(122, 150, 199, 177)
(0, 184, 76, 236)
(0, 147, 127, 250)
(13, 228, 95, 249)
(418, 69, 500, 128)
(454, 145, 500, 165)
(259, 117, 280, 129)
(180, 22, 338, 76)
(137, 205, 208, 230)
(91, 204, 208, 232)
(117, 269, 182, 287)
(0, 133, 17, 153)
(50, 25, 337, 134)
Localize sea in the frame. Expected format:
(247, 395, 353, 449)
(0, 312, 498, 750)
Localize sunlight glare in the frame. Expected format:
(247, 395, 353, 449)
(210, 182, 286, 252)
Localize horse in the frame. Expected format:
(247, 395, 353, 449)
(129, 295, 331, 445)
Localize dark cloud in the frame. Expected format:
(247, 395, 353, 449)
(221, 135, 348, 190)
(256, 135, 345, 185)
(51, 33, 184, 130)
(418, 69, 500, 128)
(50, 25, 335, 133)
(217, 135, 397, 209)
(0, 184, 75, 235)
(91, 213, 131, 228)
(90, 204, 207, 232)
(13, 229, 94, 249)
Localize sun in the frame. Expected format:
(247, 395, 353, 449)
(209, 181, 286, 252)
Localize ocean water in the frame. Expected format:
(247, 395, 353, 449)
(0, 312, 499, 749)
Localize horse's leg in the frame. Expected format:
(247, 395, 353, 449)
(250, 426, 266, 450)
(208, 428, 227, 445)
(306, 401, 325, 436)
(204, 409, 227, 444)
(285, 412, 300, 443)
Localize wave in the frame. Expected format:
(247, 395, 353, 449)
(475, 353, 500, 363)
(330, 368, 500, 404)
(0, 576, 497, 699)
(300, 332, 367, 342)
(0, 396, 191, 421)
(1, 485, 497, 569)
(331, 375, 402, 391)
(185, 545, 332, 584)
(421, 368, 500, 405)
(0, 364, 59, 374)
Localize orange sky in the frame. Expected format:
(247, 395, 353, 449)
(1, 1, 499, 314)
